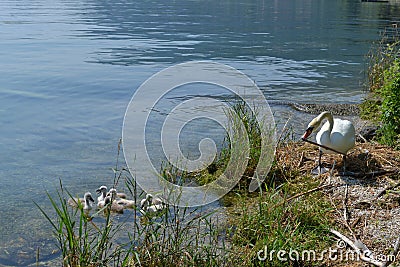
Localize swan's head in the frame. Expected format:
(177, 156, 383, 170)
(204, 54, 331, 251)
(96, 185, 107, 195)
(84, 192, 95, 203)
(302, 121, 319, 140)
(301, 112, 331, 140)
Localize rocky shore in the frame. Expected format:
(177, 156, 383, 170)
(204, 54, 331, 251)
(288, 102, 360, 116)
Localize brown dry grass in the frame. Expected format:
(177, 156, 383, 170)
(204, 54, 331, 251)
(274, 140, 400, 266)
(276, 141, 399, 178)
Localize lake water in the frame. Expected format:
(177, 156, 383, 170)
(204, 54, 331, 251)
(0, 0, 399, 265)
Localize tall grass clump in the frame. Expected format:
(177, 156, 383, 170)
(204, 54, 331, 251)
(364, 26, 400, 94)
(132, 203, 227, 266)
(195, 98, 274, 190)
(361, 25, 400, 148)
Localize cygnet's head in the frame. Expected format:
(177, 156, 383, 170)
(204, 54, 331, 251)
(96, 185, 107, 195)
(107, 188, 118, 200)
(140, 194, 152, 209)
(84, 192, 95, 203)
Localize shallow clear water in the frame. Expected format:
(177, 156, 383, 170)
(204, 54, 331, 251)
(0, 0, 399, 265)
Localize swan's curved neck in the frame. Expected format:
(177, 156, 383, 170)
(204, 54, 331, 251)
(318, 112, 334, 133)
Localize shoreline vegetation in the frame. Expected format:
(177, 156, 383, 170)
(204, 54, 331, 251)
(37, 26, 400, 266)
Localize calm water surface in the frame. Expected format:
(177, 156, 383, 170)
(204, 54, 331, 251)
(0, 0, 399, 265)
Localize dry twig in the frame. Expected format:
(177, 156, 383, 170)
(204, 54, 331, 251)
(284, 183, 341, 203)
(374, 181, 400, 200)
(358, 133, 368, 143)
(297, 151, 305, 168)
(265, 183, 345, 210)
(343, 184, 349, 225)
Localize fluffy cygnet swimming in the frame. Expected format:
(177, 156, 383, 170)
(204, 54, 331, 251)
(68, 192, 95, 211)
(140, 194, 165, 214)
(98, 188, 124, 214)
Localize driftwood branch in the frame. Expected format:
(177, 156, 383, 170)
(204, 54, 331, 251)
(330, 229, 384, 267)
(302, 138, 345, 155)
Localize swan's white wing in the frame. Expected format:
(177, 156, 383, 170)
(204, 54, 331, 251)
(330, 119, 355, 154)
(316, 119, 355, 154)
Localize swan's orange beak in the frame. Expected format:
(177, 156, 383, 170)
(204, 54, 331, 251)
(301, 127, 313, 140)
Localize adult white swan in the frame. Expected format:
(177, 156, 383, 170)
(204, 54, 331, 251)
(301, 111, 355, 174)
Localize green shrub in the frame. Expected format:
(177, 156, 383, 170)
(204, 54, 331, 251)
(361, 26, 400, 149)
(377, 59, 400, 148)
(359, 96, 381, 122)
(365, 26, 400, 93)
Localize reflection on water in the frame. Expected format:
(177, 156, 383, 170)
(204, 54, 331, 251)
(0, 0, 399, 265)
